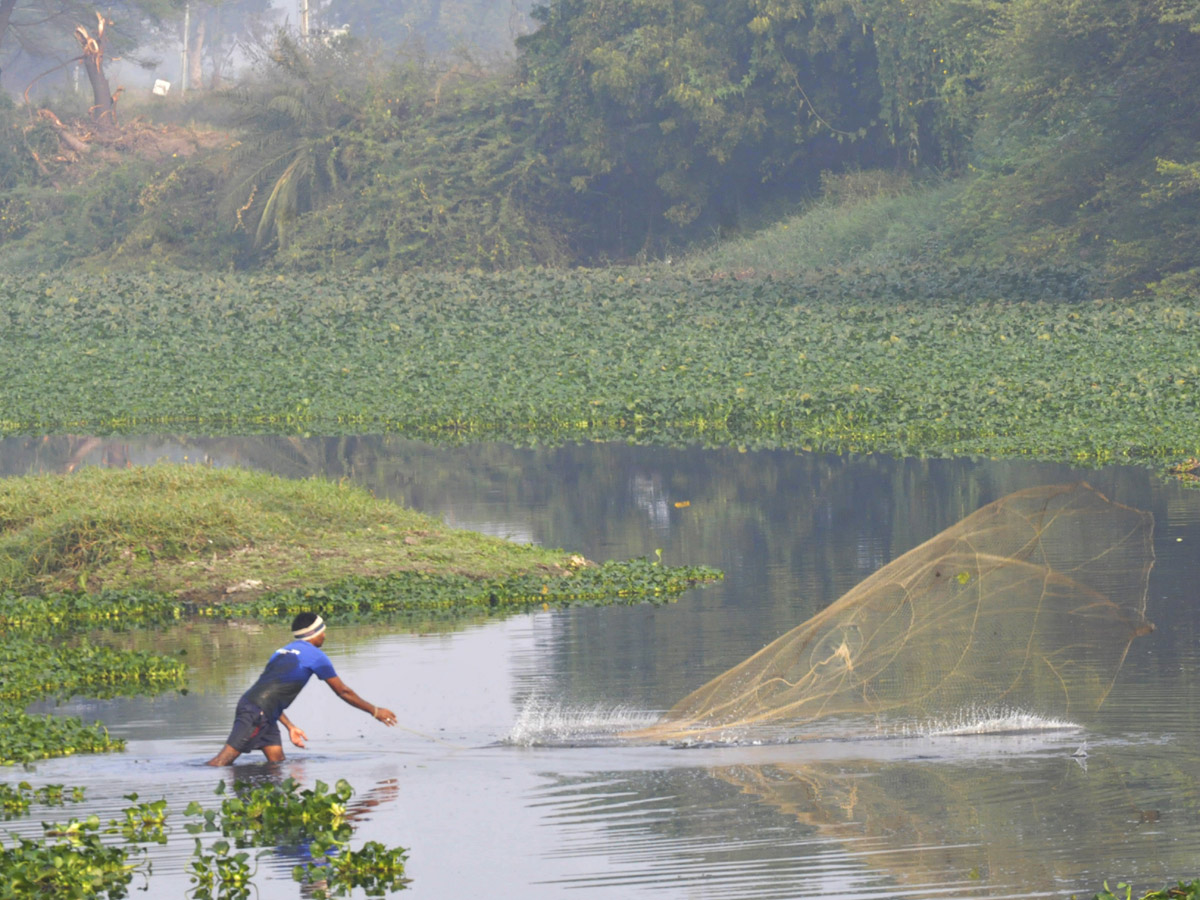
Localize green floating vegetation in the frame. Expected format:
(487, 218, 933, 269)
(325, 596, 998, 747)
(0, 782, 85, 819)
(0, 636, 187, 706)
(1089, 881, 1200, 900)
(0, 814, 147, 899)
(0, 559, 721, 633)
(187, 778, 354, 847)
(109, 793, 170, 845)
(0, 709, 125, 766)
(0, 270, 1197, 471)
(0, 627, 186, 764)
(0, 778, 408, 899)
(186, 779, 409, 899)
(299, 838, 409, 899)
(186, 778, 408, 898)
(188, 838, 257, 900)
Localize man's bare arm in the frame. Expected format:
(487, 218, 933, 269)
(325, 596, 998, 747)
(278, 711, 308, 747)
(326, 675, 397, 726)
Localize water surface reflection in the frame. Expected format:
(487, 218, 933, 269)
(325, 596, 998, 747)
(3, 436, 1200, 898)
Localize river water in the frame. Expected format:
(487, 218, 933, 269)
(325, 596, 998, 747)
(3, 436, 1200, 899)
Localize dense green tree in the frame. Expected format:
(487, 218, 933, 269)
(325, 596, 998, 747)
(265, 56, 567, 270)
(954, 0, 1200, 290)
(116, 38, 563, 270)
(2, 0, 1197, 286)
(515, 0, 1000, 258)
(859, 0, 1000, 169)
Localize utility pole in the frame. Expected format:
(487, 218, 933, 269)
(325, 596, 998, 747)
(180, 1, 190, 93)
(299, 0, 309, 39)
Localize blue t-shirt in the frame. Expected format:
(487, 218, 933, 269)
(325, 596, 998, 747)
(241, 640, 338, 721)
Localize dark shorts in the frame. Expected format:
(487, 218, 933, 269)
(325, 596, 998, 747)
(225, 698, 282, 753)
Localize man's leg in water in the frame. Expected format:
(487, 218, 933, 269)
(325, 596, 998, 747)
(207, 744, 242, 766)
(209, 701, 278, 765)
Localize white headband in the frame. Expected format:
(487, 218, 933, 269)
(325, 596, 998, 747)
(293, 616, 326, 640)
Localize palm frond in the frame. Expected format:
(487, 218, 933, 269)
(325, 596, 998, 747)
(255, 149, 315, 249)
(264, 94, 312, 130)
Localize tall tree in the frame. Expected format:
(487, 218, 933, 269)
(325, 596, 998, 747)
(960, 0, 1200, 288)
(74, 12, 116, 124)
(517, 0, 887, 256)
(178, 0, 275, 91)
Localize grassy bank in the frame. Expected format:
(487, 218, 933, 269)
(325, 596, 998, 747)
(0, 465, 720, 764)
(0, 269, 1197, 471)
(676, 173, 965, 278)
(0, 464, 586, 599)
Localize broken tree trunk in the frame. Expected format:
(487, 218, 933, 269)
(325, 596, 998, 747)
(75, 13, 116, 129)
(37, 109, 90, 155)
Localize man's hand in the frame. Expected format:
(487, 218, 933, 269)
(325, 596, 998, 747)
(287, 724, 308, 748)
(373, 707, 398, 726)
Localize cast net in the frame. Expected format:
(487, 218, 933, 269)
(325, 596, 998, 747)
(629, 482, 1155, 743)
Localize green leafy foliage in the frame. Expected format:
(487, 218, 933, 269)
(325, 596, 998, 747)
(184, 778, 410, 897)
(0, 634, 186, 705)
(0, 777, 408, 897)
(300, 838, 409, 898)
(0, 778, 405, 898)
(0, 268, 1195, 469)
(116, 44, 567, 272)
(107, 794, 169, 844)
(518, 0, 890, 253)
(0, 98, 57, 192)
(955, 0, 1200, 293)
(0, 620, 182, 764)
(0, 815, 147, 899)
(0, 782, 85, 819)
(1089, 881, 1200, 900)
(187, 839, 257, 900)
(189, 778, 354, 846)
(222, 37, 365, 253)
(0, 560, 721, 629)
(2, 0, 1197, 282)
(0, 710, 125, 766)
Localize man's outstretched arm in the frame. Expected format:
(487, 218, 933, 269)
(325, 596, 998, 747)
(326, 675, 397, 726)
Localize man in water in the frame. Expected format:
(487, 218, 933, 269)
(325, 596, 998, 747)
(206, 612, 397, 765)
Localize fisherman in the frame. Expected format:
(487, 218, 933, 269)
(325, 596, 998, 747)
(206, 612, 397, 765)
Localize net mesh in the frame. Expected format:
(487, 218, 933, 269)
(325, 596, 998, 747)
(629, 482, 1155, 743)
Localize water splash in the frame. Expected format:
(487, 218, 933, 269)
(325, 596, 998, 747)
(917, 707, 1081, 737)
(504, 697, 659, 746)
(506, 700, 1079, 747)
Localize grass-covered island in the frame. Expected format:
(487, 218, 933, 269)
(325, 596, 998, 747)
(0, 464, 721, 765)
